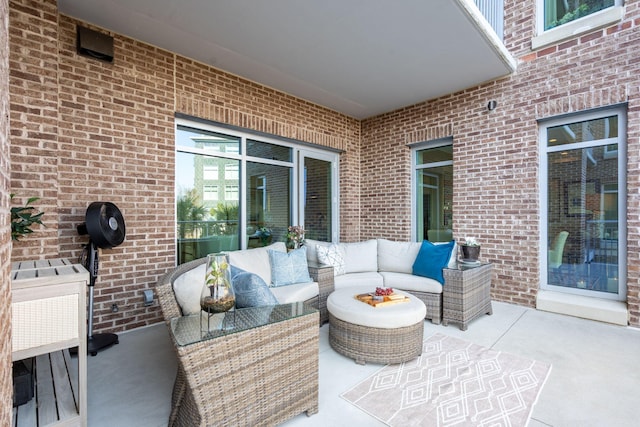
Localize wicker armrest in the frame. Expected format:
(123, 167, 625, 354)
(308, 263, 334, 325)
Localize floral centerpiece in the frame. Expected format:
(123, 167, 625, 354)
(201, 253, 235, 314)
(460, 236, 481, 262)
(286, 225, 305, 250)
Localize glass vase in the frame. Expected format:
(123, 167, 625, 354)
(200, 253, 235, 333)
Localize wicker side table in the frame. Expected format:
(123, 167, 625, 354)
(307, 261, 334, 325)
(442, 263, 493, 331)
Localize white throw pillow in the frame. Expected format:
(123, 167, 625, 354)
(317, 244, 346, 276)
(172, 264, 206, 316)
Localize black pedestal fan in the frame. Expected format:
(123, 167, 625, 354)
(77, 202, 126, 356)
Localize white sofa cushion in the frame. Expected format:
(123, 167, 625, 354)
(342, 239, 378, 273)
(228, 241, 286, 284)
(334, 271, 384, 290)
(172, 263, 206, 316)
(303, 238, 332, 263)
(379, 271, 443, 294)
(377, 239, 422, 273)
(269, 281, 319, 304)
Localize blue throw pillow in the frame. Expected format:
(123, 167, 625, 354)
(268, 247, 312, 286)
(232, 272, 279, 308)
(412, 240, 455, 285)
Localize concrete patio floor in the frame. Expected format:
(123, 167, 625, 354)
(87, 301, 640, 426)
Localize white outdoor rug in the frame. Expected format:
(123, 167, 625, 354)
(341, 333, 551, 427)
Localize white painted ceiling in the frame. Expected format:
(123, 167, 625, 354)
(58, 0, 516, 119)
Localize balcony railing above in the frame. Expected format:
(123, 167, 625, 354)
(475, 0, 504, 41)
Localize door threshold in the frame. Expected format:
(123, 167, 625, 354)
(536, 290, 628, 326)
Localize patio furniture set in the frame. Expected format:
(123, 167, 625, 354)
(157, 239, 493, 426)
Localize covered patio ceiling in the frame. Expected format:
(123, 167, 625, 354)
(58, 0, 516, 119)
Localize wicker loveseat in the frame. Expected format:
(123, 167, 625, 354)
(157, 258, 320, 426)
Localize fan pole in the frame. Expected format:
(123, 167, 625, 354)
(86, 241, 119, 356)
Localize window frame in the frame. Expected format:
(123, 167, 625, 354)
(539, 105, 627, 301)
(175, 117, 340, 257)
(532, 1, 624, 50)
(410, 138, 454, 243)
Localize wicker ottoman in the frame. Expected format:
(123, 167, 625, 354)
(327, 287, 426, 365)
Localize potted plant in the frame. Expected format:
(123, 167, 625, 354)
(460, 236, 480, 262)
(286, 225, 305, 250)
(11, 194, 45, 241)
(201, 253, 235, 314)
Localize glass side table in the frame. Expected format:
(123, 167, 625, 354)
(171, 302, 317, 346)
(442, 262, 493, 330)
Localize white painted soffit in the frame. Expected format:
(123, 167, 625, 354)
(58, 0, 517, 119)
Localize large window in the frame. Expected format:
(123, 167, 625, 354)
(541, 107, 626, 300)
(533, 0, 624, 49)
(176, 118, 339, 264)
(412, 140, 453, 243)
(543, 0, 615, 30)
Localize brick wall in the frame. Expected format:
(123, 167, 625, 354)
(361, 0, 640, 323)
(1, 0, 12, 422)
(8, 0, 361, 333)
(7, 0, 640, 337)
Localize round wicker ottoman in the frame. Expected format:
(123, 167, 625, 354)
(327, 287, 426, 365)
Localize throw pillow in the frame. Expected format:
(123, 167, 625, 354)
(232, 272, 279, 308)
(268, 247, 312, 286)
(172, 263, 206, 316)
(316, 243, 346, 276)
(412, 240, 455, 284)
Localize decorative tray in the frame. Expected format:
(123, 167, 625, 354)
(355, 292, 410, 307)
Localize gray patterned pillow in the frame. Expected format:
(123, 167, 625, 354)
(232, 272, 279, 308)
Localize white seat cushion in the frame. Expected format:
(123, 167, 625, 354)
(379, 271, 443, 294)
(269, 281, 319, 304)
(334, 272, 384, 290)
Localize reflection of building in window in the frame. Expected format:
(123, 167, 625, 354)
(203, 185, 218, 201)
(225, 164, 239, 179)
(203, 165, 218, 180)
(225, 185, 239, 201)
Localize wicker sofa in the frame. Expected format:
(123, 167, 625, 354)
(163, 242, 333, 325)
(304, 238, 458, 325)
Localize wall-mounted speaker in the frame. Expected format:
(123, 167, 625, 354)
(77, 26, 114, 62)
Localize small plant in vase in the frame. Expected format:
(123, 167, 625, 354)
(286, 225, 305, 250)
(460, 237, 481, 263)
(201, 254, 235, 314)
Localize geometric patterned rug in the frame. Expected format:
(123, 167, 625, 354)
(341, 333, 552, 427)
